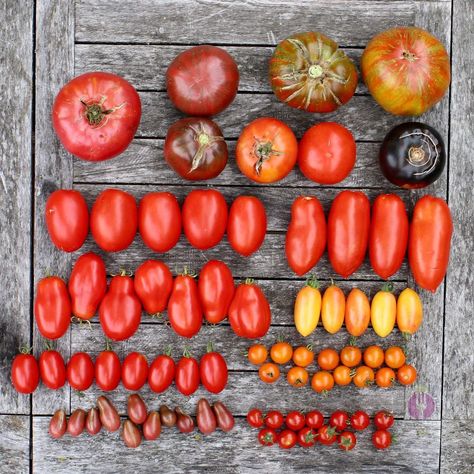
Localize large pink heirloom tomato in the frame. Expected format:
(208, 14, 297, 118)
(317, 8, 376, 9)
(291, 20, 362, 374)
(269, 32, 358, 113)
(361, 27, 450, 116)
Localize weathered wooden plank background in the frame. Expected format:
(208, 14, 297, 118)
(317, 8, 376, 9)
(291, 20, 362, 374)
(0, 0, 473, 473)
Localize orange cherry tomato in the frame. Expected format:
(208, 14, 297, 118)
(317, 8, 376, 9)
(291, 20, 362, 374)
(353, 366, 375, 388)
(345, 288, 370, 337)
(397, 364, 417, 386)
(363, 346, 385, 368)
(375, 367, 396, 388)
(384, 346, 406, 369)
(287, 367, 309, 387)
(396, 288, 423, 334)
(321, 284, 345, 334)
(340, 346, 362, 368)
(317, 348, 340, 371)
(270, 341, 293, 364)
(333, 366, 352, 386)
(311, 371, 334, 394)
(292, 346, 314, 368)
(259, 363, 280, 384)
(247, 344, 268, 365)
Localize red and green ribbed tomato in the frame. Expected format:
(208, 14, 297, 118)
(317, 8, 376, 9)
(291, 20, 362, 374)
(361, 27, 450, 116)
(269, 32, 358, 113)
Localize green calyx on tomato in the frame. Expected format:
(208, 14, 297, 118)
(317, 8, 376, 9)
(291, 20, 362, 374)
(80, 97, 123, 127)
(306, 275, 320, 289)
(254, 139, 282, 175)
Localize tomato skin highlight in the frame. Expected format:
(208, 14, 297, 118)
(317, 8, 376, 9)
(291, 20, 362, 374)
(11, 354, 39, 394)
(321, 284, 345, 334)
(409, 196, 453, 292)
(200, 348, 228, 394)
(175, 354, 200, 396)
(95, 350, 121, 392)
(371, 286, 397, 338)
(66, 352, 94, 391)
(39, 350, 66, 390)
(148, 354, 176, 393)
(45, 190, 89, 252)
(344, 288, 370, 337)
(121, 352, 148, 391)
(286, 196, 326, 276)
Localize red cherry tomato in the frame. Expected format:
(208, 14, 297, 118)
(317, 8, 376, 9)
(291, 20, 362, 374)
(199, 344, 228, 394)
(227, 196, 267, 256)
(297, 427, 317, 447)
(228, 279, 271, 338)
(168, 272, 203, 338)
(45, 190, 89, 252)
(68, 252, 107, 320)
(305, 410, 324, 430)
(350, 410, 370, 431)
(278, 429, 297, 449)
(286, 196, 326, 275)
(285, 411, 306, 431)
(175, 351, 200, 396)
(134, 260, 173, 315)
(99, 275, 142, 341)
(298, 122, 356, 184)
(198, 260, 235, 324)
(11, 352, 39, 394)
(338, 431, 357, 451)
(265, 410, 284, 430)
(369, 194, 409, 279)
(66, 352, 94, 391)
(372, 429, 392, 450)
(329, 410, 350, 432)
(328, 190, 370, 278)
(374, 411, 395, 430)
(138, 192, 181, 253)
(318, 425, 338, 445)
(95, 350, 121, 391)
(182, 189, 228, 250)
(121, 352, 148, 391)
(39, 350, 66, 390)
(258, 428, 278, 446)
(247, 409, 264, 428)
(34, 276, 71, 340)
(148, 352, 176, 393)
(52, 72, 141, 161)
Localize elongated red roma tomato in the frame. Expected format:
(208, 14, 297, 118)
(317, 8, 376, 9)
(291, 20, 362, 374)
(45, 190, 89, 252)
(175, 352, 200, 395)
(148, 352, 175, 393)
(328, 191, 370, 278)
(95, 350, 121, 391)
(182, 189, 228, 250)
(409, 195, 453, 292)
(138, 192, 182, 252)
(39, 350, 66, 390)
(286, 196, 326, 276)
(134, 260, 173, 315)
(90, 189, 137, 252)
(198, 260, 235, 324)
(227, 196, 267, 256)
(68, 252, 107, 320)
(12, 353, 40, 394)
(369, 194, 409, 279)
(34, 276, 71, 340)
(199, 344, 228, 393)
(168, 272, 203, 338)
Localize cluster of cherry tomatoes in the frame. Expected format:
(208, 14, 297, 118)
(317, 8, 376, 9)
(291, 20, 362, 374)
(247, 342, 416, 392)
(247, 408, 395, 450)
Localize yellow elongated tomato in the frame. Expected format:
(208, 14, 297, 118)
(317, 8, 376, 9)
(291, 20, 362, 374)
(371, 285, 396, 337)
(294, 276, 321, 337)
(321, 284, 345, 334)
(345, 288, 370, 337)
(397, 288, 423, 334)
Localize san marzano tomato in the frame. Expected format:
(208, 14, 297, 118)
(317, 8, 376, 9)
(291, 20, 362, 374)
(175, 351, 200, 396)
(39, 350, 66, 390)
(199, 344, 228, 394)
(95, 350, 121, 392)
(122, 352, 148, 391)
(66, 352, 94, 391)
(148, 352, 175, 393)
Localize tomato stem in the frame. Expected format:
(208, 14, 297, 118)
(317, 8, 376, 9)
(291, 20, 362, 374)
(253, 139, 281, 175)
(306, 275, 320, 289)
(80, 97, 124, 127)
(206, 341, 214, 353)
(308, 64, 324, 79)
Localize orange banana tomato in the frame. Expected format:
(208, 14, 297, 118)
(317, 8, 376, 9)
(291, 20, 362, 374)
(397, 288, 423, 334)
(321, 284, 345, 334)
(294, 276, 321, 337)
(344, 288, 370, 337)
(371, 284, 396, 337)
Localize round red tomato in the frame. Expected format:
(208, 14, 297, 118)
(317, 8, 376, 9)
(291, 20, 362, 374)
(200, 345, 228, 394)
(45, 190, 89, 252)
(198, 260, 234, 324)
(298, 427, 317, 447)
(329, 410, 350, 431)
(247, 409, 264, 428)
(175, 352, 200, 396)
(228, 279, 271, 338)
(350, 410, 370, 431)
(286, 196, 326, 275)
(138, 192, 181, 253)
(90, 189, 137, 252)
(167, 45, 239, 116)
(66, 352, 94, 391)
(362, 27, 450, 116)
(258, 428, 278, 446)
(134, 259, 173, 315)
(148, 352, 175, 393)
(164, 117, 228, 180)
(236, 117, 298, 183)
(318, 425, 338, 445)
(11, 353, 39, 394)
(121, 352, 148, 391)
(374, 411, 394, 430)
(227, 196, 267, 256)
(39, 350, 66, 390)
(285, 411, 306, 431)
(328, 190, 370, 278)
(270, 32, 358, 113)
(298, 122, 356, 184)
(68, 252, 107, 320)
(278, 430, 297, 449)
(99, 275, 142, 341)
(369, 194, 409, 279)
(409, 195, 452, 292)
(372, 429, 392, 450)
(265, 411, 284, 430)
(52, 72, 141, 161)
(338, 431, 357, 451)
(95, 350, 121, 391)
(34, 276, 71, 340)
(182, 189, 227, 250)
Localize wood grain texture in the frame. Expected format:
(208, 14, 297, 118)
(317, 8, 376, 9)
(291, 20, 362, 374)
(0, 0, 33, 415)
(441, 420, 474, 474)
(33, 418, 440, 473)
(443, 0, 474, 420)
(0, 415, 30, 474)
(33, 0, 75, 415)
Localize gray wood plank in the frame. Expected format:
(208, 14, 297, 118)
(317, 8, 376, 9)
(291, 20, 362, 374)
(441, 420, 474, 474)
(33, 0, 75, 415)
(443, 0, 474, 420)
(33, 418, 440, 473)
(0, 415, 30, 474)
(0, 0, 34, 415)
